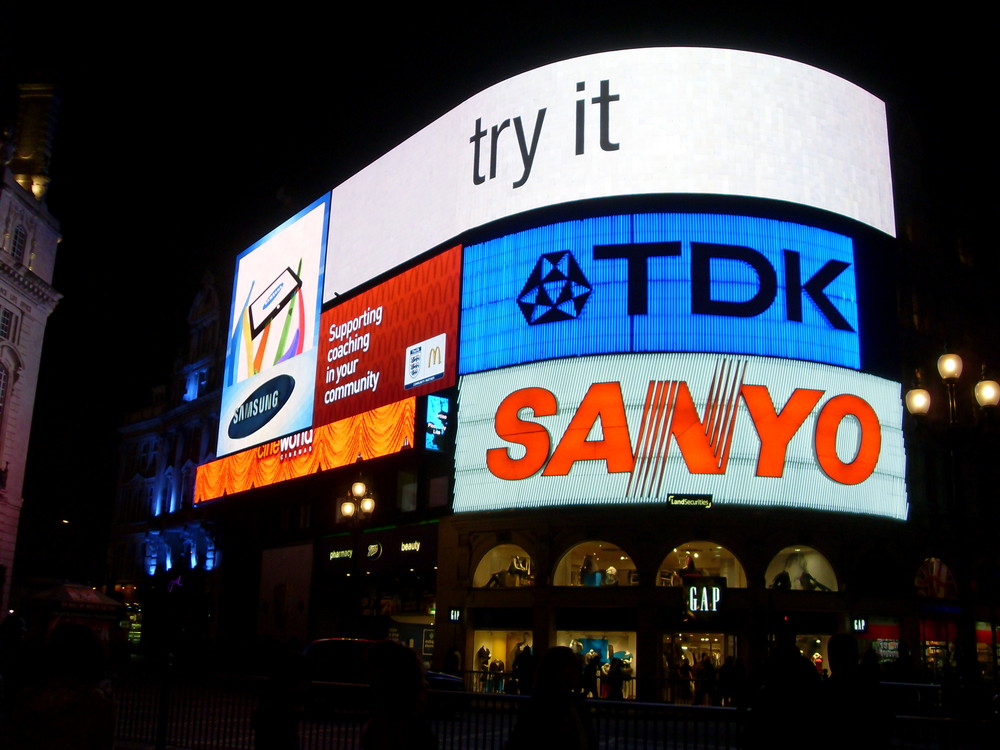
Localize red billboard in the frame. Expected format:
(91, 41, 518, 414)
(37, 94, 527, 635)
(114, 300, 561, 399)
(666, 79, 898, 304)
(314, 245, 460, 425)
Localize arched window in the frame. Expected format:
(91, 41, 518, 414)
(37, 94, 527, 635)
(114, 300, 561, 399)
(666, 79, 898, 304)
(915, 557, 958, 599)
(765, 546, 838, 592)
(657, 542, 747, 587)
(553, 540, 637, 587)
(473, 544, 533, 588)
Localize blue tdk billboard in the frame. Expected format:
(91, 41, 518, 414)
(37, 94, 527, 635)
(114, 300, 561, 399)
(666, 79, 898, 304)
(459, 213, 860, 374)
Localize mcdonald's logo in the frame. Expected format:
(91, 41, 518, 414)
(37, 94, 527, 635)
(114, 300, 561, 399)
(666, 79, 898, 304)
(428, 346, 443, 367)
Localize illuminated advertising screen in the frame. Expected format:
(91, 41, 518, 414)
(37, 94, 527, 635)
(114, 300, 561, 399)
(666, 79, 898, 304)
(195, 398, 416, 503)
(314, 246, 461, 425)
(460, 213, 859, 373)
(218, 197, 329, 457)
(454, 353, 907, 520)
(325, 47, 893, 301)
(425, 394, 451, 451)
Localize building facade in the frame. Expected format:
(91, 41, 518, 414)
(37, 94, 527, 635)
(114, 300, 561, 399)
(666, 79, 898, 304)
(142, 47, 996, 689)
(107, 275, 223, 655)
(0, 84, 62, 613)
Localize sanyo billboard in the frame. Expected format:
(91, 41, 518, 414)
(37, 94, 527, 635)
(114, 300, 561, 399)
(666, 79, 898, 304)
(454, 353, 908, 520)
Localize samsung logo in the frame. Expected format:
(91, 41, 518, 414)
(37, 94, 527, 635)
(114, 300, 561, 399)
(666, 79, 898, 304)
(228, 375, 295, 439)
(262, 283, 284, 311)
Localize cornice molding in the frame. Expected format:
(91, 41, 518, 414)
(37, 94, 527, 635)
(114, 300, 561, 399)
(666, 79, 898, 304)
(0, 258, 61, 314)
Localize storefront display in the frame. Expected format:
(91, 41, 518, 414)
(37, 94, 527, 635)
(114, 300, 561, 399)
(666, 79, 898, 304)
(559, 630, 637, 700)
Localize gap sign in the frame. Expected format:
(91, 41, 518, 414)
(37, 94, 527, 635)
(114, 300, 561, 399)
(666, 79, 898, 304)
(460, 214, 860, 373)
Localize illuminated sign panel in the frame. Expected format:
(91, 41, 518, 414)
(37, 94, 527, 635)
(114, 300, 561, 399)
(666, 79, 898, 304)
(315, 246, 460, 425)
(460, 214, 859, 373)
(454, 354, 907, 519)
(686, 579, 725, 616)
(326, 47, 893, 300)
(195, 398, 415, 503)
(219, 197, 329, 457)
(425, 394, 451, 451)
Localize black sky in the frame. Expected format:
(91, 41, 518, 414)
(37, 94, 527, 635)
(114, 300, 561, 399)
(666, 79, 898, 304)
(3, 5, 989, 582)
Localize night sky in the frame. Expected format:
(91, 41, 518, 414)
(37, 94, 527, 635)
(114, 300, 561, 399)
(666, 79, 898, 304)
(2, 6, 990, 584)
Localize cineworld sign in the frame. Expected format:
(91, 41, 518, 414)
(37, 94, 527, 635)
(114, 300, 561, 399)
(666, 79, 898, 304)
(453, 353, 907, 519)
(460, 214, 860, 373)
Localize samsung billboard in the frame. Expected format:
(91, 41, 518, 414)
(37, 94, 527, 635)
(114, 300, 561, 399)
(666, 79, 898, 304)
(219, 197, 329, 458)
(460, 213, 860, 373)
(454, 354, 907, 520)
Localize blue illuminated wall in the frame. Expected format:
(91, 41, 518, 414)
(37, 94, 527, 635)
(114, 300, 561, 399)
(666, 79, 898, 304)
(459, 214, 859, 374)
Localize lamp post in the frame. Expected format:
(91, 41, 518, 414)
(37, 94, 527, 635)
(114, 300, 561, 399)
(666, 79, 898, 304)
(341, 479, 376, 523)
(905, 353, 999, 686)
(339, 478, 375, 635)
(906, 354, 1000, 420)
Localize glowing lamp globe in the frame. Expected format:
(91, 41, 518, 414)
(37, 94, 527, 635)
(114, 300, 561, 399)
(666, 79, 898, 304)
(905, 388, 931, 415)
(975, 379, 1000, 407)
(937, 353, 963, 382)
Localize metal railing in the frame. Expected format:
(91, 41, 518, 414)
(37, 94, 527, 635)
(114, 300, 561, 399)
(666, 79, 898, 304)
(113, 668, 996, 750)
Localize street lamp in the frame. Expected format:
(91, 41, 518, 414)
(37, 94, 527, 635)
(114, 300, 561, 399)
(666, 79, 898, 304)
(905, 355, 999, 420)
(905, 353, 999, 686)
(341, 479, 375, 521)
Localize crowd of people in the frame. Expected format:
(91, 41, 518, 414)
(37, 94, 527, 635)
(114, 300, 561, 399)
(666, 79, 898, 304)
(0, 617, 904, 750)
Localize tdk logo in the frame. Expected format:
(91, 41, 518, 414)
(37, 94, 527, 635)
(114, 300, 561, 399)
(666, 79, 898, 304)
(459, 213, 860, 375)
(592, 241, 853, 331)
(517, 251, 592, 324)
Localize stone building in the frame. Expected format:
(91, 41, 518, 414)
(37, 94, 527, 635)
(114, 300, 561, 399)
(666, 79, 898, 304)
(0, 84, 61, 612)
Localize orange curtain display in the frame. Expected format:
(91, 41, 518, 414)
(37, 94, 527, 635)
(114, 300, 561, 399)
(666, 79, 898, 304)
(195, 398, 415, 503)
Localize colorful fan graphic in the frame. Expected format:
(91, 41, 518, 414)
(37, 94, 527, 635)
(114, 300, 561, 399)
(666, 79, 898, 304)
(229, 259, 308, 386)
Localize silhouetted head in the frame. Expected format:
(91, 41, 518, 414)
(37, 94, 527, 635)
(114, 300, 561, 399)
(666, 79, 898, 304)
(533, 646, 583, 697)
(827, 633, 859, 676)
(365, 640, 428, 713)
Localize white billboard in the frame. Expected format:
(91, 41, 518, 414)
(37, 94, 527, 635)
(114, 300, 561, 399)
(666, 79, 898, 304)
(325, 47, 893, 301)
(218, 197, 328, 457)
(454, 353, 907, 520)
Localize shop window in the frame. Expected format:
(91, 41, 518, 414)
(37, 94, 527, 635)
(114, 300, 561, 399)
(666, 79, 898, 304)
(558, 630, 637, 700)
(855, 617, 902, 667)
(765, 546, 838, 592)
(919, 618, 956, 680)
(975, 622, 998, 683)
(915, 557, 958, 599)
(662, 633, 738, 705)
(471, 630, 533, 693)
(473, 544, 533, 588)
(658, 541, 746, 587)
(554, 540, 637, 587)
